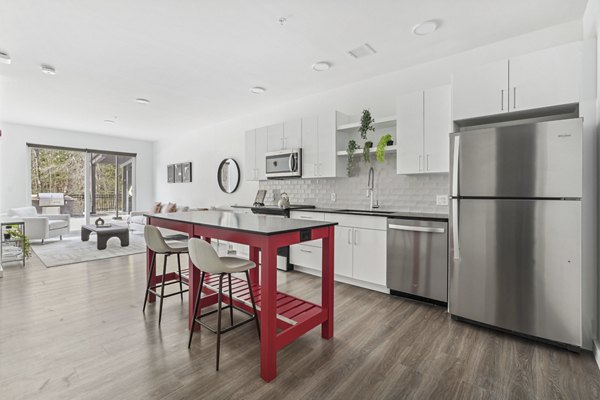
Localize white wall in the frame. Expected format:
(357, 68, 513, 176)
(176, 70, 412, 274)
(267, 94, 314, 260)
(584, 0, 600, 358)
(0, 122, 155, 213)
(154, 20, 582, 208)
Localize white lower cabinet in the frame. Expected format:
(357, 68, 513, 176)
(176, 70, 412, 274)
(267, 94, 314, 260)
(351, 227, 386, 286)
(290, 212, 388, 291)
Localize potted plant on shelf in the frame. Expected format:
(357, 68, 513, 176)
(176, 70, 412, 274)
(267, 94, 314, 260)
(376, 134, 393, 162)
(363, 141, 373, 163)
(346, 139, 358, 177)
(4, 227, 31, 258)
(359, 109, 375, 140)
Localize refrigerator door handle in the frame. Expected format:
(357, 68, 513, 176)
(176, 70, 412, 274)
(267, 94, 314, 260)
(451, 135, 460, 197)
(452, 198, 460, 260)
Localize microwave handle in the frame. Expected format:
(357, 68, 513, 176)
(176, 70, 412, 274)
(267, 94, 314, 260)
(289, 154, 298, 172)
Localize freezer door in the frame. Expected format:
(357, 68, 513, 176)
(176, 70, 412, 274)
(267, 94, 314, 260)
(449, 198, 581, 346)
(458, 118, 582, 198)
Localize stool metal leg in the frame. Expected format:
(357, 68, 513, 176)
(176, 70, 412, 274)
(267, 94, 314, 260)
(188, 271, 206, 348)
(177, 253, 184, 302)
(158, 254, 168, 325)
(228, 273, 234, 326)
(216, 273, 224, 371)
(246, 271, 260, 340)
(142, 252, 157, 313)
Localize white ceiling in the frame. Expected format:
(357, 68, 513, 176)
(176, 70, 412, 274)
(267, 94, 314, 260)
(0, 0, 588, 141)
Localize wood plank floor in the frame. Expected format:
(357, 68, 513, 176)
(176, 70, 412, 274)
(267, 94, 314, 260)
(1, 252, 599, 400)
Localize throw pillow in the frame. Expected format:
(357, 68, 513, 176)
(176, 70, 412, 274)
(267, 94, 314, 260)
(166, 202, 177, 213)
(151, 202, 162, 213)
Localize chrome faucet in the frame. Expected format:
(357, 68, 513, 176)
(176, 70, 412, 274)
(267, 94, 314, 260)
(367, 166, 379, 211)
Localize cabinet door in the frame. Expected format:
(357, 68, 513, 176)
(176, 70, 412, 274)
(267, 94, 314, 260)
(266, 123, 284, 152)
(452, 59, 509, 120)
(423, 85, 452, 173)
(284, 119, 302, 149)
(334, 226, 353, 278)
(509, 42, 580, 112)
(255, 127, 268, 180)
(301, 116, 319, 178)
(352, 228, 387, 286)
(396, 91, 424, 174)
(317, 111, 337, 177)
(244, 129, 257, 181)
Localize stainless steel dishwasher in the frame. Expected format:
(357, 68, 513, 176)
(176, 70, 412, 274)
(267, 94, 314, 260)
(387, 218, 448, 304)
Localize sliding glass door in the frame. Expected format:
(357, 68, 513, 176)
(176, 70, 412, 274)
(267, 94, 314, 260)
(28, 144, 136, 231)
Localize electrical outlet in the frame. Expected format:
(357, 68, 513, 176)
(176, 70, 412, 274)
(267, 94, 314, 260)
(436, 194, 448, 206)
(330, 192, 336, 202)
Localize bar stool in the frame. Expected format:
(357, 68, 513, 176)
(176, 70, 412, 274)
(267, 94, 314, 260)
(142, 225, 189, 325)
(187, 237, 260, 371)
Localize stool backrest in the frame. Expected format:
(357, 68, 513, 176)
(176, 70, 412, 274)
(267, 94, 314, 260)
(188, 237, 225, 274)
(144, 225, 172, 253)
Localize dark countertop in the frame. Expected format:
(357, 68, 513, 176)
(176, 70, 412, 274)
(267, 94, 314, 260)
(231, 205, 448, 221)
(145, 210, 337, 236)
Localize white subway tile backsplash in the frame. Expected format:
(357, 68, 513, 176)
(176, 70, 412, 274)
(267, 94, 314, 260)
(259, 158, 449, 213)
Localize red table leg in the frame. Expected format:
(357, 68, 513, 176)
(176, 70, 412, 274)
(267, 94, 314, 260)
(321, 225, 334, 339)
(146, 247, 156, 303)
(249, 246, 260, 285)
(260, 244, 277, 382)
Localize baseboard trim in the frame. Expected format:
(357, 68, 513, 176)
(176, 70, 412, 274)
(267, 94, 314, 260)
(594, 340, 600, 371)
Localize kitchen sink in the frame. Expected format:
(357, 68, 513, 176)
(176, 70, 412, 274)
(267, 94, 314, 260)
(336, 209, 396, 215)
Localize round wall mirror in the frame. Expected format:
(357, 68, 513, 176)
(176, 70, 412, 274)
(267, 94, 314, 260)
(217, 158, 240, 193)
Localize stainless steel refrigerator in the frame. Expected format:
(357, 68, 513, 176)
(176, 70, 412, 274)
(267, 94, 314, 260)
(449, 118, 582, 348)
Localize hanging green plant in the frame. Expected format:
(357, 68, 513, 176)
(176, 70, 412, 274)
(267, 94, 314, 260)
(363, 141, 373, 163)
(346, 139, 358, 177)
(359, 109, 375, 140)
(376, 134, 393, 163)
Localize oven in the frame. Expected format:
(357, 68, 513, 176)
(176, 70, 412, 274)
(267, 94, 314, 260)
(265, 149, 302, 179)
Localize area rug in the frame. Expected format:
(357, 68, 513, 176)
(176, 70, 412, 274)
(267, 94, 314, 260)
(32, 230, 147, 267)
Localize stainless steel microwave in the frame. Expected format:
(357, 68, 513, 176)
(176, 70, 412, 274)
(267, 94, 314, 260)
(265, 149, 302, 179)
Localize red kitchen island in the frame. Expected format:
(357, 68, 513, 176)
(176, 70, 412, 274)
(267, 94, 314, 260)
(145, 210, 337, 382)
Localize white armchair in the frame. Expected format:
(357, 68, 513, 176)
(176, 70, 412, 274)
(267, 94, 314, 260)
(8, 206, 70, 243)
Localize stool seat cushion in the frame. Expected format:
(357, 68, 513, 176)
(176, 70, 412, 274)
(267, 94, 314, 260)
(219, 257, 256, 273)
(165, 241, 189, 253)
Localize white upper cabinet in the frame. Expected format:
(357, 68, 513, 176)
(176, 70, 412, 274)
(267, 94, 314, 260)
(509, 42, 581, 112)
(284, 119, 302, 149)
(266, 119, 302, 151)
(424, 85, 452, 173)
(452, 59, 509, 121)
(266, 123, 284, 152)
(255, 126, 268, 180)
(244, 129, 257, 181)
(396, 91, 424, 174)
(396, 84, 451, 174)
(452, 42, 581, 121)
(301, 112, 336, 178)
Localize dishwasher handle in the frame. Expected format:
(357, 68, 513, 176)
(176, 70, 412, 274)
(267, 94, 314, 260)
(388, 224, 445, 234)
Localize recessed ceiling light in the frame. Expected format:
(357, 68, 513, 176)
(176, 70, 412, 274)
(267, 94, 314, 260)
(312, 62, 331, 72)
(135, 98, 150, 104)
(104, 119, 115, 124)
(250, 86, 266, 94)
(0, 51, 11, 65)
(41, 64, 56, 75)
(412, 20, 438, 36)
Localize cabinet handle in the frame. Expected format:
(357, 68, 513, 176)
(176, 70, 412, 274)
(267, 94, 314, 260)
(418, 155, 422, 172)
(347, 229, 352, 245)
(513, 87, 517, 109)
(299, 216, 314, 219)
(354, 230, 358, 245)
(426, 154, 430, 171)
(501, 89, 504, 110)
(300, 249, 312, 253)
